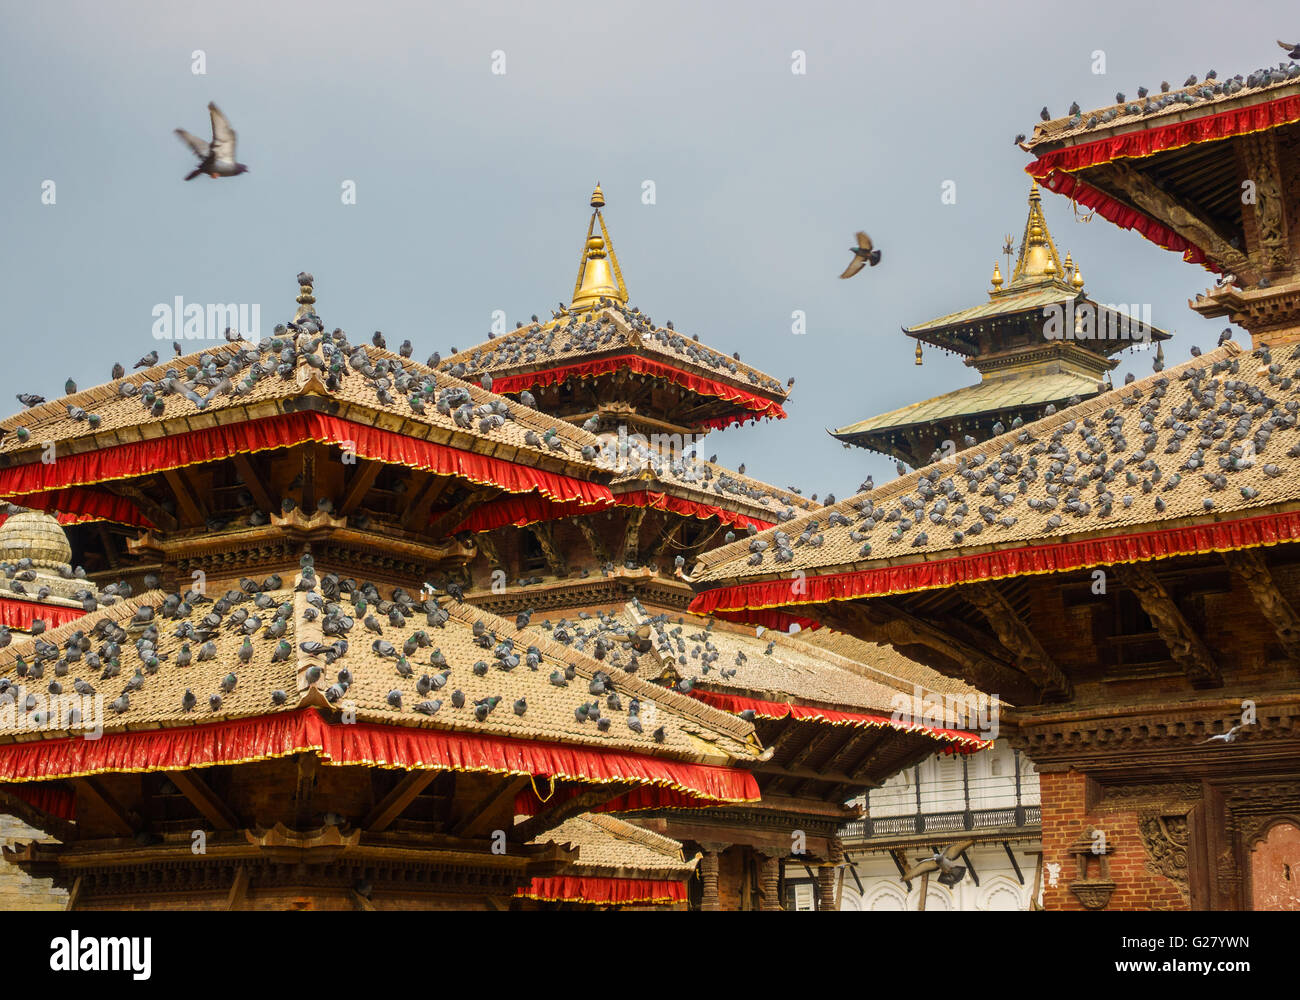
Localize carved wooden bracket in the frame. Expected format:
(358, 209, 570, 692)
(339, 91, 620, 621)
(1117, 564, 1222, 686)
(1105, 162, 1249, 274)
(1222, 549, 1300, 660)
(963, 582, 1072, 699)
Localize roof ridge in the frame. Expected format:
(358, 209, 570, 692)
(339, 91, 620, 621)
(694, 341, 1244, 578)
(582, 811, 685, 858)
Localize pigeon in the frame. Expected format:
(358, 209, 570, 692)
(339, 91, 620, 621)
(182, 689, 196, 712)
(1200, 723, 1246, 744)
(840, 231, 881, 278)
(15, 394, 45, 408)
(134, 351, 159, 370)
(1040, 106, 1051, 120)
(1280, 39, 1300, 60)
(175, 102, 249, 180)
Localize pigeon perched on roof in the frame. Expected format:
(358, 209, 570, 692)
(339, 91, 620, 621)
(175, 103, 249, 180)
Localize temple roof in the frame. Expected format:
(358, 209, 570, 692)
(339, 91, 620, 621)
(0, 577, 762, 770)
(694, 340, 1300, 595)
(611, 453, 818, 526)
(535, 812, 692, 874)
(0, 334, 606, 483)
(436, 188, 788, 426)
(1025, 63, 1300, 153)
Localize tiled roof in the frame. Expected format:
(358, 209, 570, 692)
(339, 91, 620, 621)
(797, 628, 990, 699)
(612, 455, 819, 522)
(696, 341, 1300, 583)
(0, 336, 608, 480)
(1026, 67, 1300, 151)
(535, 599, 912, 713)
(831, 369, 1108, 440)
(0, 577, 760, 765)
(438, 304, 788, 399)
(535, 812, 692, 873)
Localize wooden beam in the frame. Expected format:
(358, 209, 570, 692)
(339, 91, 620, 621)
(963, 582, 1072, 698)
(226, 865, 249, 910)
(1102, 162, 1249, 274)
(576, 519, 613, 566)
(449, 775, 530, 838)
(529, 523, 568, 577)
(510, 785, 629, 843)
(232, 453, 274, 513)
(398, 472, 436, 531)
(363, 770, 437, 832)
(351, 889, 375, 911)
(426, 486, 501, 537)
(1223, 549, 1300, 660)
(74, 778, 139, 837)
(166, 770, 239, 831)
(294, 752, 318, 827)
(95, 524, 120, 570)
(163, 468, 206, 526)
(1118, 564, 1222, 686)
(65, 876, 83, 912)
(0, 787, 76, 843)
(622, 507, 647, 566)
(104, 483, 179, 533)
(338, 459, 383, 517)
(300, 444, 317, 513)
(814, 600, 1039, 703)
(476, 532, 504, 572)
(648, 518, 684, 567)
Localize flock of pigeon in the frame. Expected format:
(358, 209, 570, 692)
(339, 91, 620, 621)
(1024, 47, 1300, 142)
(438, 296, 789, 397)
(0, 551, 692, 742)
(698, 340, 1300, 577)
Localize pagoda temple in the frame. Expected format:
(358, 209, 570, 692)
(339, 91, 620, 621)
(687, 53, 1300, 907)
(0, 276, 769, 909)
(832, 184, 1170, 468)
(434, 187, 992, 909)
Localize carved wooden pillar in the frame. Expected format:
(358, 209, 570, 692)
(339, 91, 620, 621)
(756, 849, 784, 911)
(699, 841, 727, 911)
(816, 839, 844, 911)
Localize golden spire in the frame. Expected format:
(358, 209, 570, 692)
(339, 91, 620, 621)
(571, 184, 628, 309)
(991, 261, 1003, 290)
(1009, 182, 1065, 287)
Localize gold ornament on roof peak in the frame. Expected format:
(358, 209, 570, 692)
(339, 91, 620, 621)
(572, 185, 627, 309)
(1010, 182, 1065, 287)
(991, 262, 1003, 290)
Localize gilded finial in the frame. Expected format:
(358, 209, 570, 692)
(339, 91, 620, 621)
(1010, 182, 1064, 286)
(1072, 264, 1085, 290)
(991, 262, 1003, 290)
(915, 341, 923, 366)
(572, 186, 627, 308)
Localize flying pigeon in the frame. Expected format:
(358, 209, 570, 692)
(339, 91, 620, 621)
(175, 102, 249, 180)
(1280, 39, 1300, 60)
(840, 231, 881, 278)
(1200, 723, 1246, 744)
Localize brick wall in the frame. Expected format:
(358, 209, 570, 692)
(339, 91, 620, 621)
(1039, 770, 1186, 911)
(0, 816, 65, 910)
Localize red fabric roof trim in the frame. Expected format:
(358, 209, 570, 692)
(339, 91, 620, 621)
(454, 494, 610, 534)
(0, 511, 104, 528)
(690, 508, 1300, 619)
(684, 689, 990, 753)
(0, 709, 759, 809)
(0, 412, 612, 512)
(1029, 169, 1214, 271)
(516, 876, 686, 905)
(1026, 94, 1300, 274)
(616, 491, 776, 531)
(1028, 94, 1300, 177)
(0, 782, 75, 821)
(5, 489, 157, 530)
(0, 598, 86, 631)
(488, 355, 788, 427)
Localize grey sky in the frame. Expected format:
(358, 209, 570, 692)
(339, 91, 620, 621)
(1, 0, 1291, 498)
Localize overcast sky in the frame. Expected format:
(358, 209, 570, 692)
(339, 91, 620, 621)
(2, 0, 1292, 498)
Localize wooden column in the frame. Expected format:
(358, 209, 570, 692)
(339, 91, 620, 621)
(756, 849, 784, 911)
(699, 842, 727, 911)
